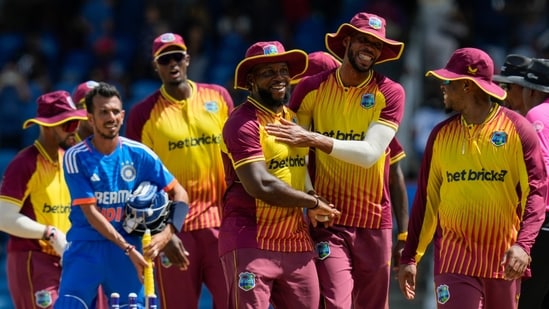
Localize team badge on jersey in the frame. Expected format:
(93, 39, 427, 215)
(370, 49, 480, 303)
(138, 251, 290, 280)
(238, 272, 256, 291)
(360, 93, 375, 109)
(316, 241, 331, 260)
(120, 162, 137, 182)
(204, 101, 219, 113)
(490, 131, 508, 147)
(35, 290, 53, 308)
(436, 284, 450, 304)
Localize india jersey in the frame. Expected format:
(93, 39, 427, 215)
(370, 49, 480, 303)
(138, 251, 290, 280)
(63, 137, 176, 240)
(402, 105, 547, 279)
(525, 99, 549, 212)
(0, 141, 71, 256)
(126, 82, 233, 232)
(290, 68, 405, 229)
(219, 98, 313, 256)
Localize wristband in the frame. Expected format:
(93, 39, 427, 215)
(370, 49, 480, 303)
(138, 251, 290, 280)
(124, 245, 135, 255)
(397, 232, 408, 241)
(309, 196, 319, 210)
(167, 201, 189, 233)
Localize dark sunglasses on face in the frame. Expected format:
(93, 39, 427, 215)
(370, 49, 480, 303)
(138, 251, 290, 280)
(61, 120, 79, 133)
(155, 52, 186, 65)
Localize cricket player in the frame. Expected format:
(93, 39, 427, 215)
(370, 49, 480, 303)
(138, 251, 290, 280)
(55, 82, 189, 308)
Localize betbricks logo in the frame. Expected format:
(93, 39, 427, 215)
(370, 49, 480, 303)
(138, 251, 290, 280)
(317, 129, 365, 141)
(268, 154, 306, 170)
(446, 169, 508, 182)
(168, 133, 222, 150)
(42, 203, 70, 214)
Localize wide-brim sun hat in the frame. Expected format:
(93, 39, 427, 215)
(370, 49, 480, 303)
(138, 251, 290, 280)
(426, 47, 506, 101)
(492, 54, 532, 84)
(507, 58, 549, 93)
(234, 41, 308, 90)
(23, 90, 88, 129)
(291, 51, 341, 85)
(325, 12, 405, 64)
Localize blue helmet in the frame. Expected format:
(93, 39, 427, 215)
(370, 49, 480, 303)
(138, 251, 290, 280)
(123, 181, 171, 235)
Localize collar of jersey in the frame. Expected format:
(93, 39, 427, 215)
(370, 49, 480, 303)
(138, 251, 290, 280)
(335, 68, 373, 88)
(34, 140, 58, 165)
(160, 80, 196, 104)
(460, 102, 500, 127)
(247, 96, 286, 119)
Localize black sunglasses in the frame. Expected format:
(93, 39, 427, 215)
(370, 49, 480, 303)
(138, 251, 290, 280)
(156, 52, 185, 65)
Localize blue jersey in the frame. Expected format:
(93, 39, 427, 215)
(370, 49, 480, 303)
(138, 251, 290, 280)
(63, 136, 175, 241)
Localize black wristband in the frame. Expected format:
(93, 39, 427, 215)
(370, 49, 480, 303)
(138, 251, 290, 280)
(310, 196, 320, 210)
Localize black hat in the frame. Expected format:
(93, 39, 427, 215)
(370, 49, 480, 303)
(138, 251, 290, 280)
(492, 54, 532, 84)
(508, 59, 549, 93)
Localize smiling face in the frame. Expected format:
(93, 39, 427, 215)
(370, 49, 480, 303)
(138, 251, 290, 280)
(88, 95, 125, 140)
(248, 62, 291, 110)
(153, 47, 190, 86)
(345, 33, 383, 72)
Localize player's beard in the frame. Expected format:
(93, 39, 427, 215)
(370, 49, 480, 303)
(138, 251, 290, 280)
(96, 122, 119, 140)
(97, 129, 118, 140)
(257, 87, 289, 109)
(58, 133, 77, 150)
(347, 48, 373, 73)
(58, 139, 73, 150)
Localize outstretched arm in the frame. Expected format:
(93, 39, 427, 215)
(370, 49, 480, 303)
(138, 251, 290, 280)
(0, 200, 66, 256)
(265, 118, 395, 168)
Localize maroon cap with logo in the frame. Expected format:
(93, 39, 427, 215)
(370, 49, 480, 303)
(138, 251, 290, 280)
(72, 80, 100, 106)
(426, 47, 506, 100)
(152, 33, 187, 58)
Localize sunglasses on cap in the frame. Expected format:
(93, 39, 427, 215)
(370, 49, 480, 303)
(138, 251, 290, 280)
(61, 120, 79, 133)
(155, 51, 186, 65)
